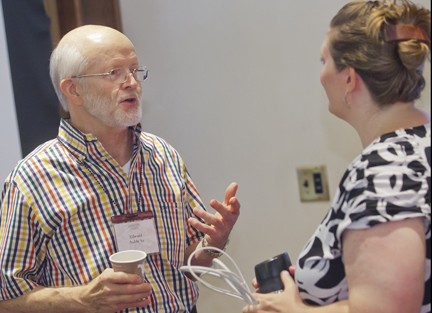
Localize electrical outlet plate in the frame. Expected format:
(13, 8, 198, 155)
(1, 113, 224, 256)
(296, 165, 330, 202)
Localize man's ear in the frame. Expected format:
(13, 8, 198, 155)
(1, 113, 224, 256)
(60, 78, 81, 104)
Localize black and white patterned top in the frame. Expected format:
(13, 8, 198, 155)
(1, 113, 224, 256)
(296, 123, 431, 313)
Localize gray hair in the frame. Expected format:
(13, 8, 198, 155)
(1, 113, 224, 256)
(49, 43, 89, 112)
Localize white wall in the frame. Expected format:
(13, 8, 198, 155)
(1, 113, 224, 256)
(0, 1, 21, 184)
(119, 1, 430, 312)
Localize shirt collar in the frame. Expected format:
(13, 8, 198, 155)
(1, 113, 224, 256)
(57, 119, 142, 162)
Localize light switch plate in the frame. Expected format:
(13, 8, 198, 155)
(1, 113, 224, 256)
(296, 165, 330, 202)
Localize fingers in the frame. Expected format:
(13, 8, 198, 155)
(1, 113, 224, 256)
(107, 275, 152, 309)
(280, 270, 295, 289)
(209, 197, 240, 216)
(251, 277, 259, 290)
(114, 281, 152, 296)
(101, 273, 152, 298)
(102, 268, 144, 285)
(221, 182, 240, 212)
(242, 295, 262, 313)
(84, 269, 153, 312)
(288, 265, 295, 278)
(209, 182, 240, 216)
(111, 291, 152, 305)
(189, 209, 216, 233)
(193, 205, 218, 225)
(223, 182, 238, 204)
(188, 218, 211, 236)
(243, 304, 257, 313)
(190, 181, 240, 224)
(188, 182, 240, 245)
(111, 290, 152, 308)
(242, 273, 297, 313)
(107, 274, 152, 310)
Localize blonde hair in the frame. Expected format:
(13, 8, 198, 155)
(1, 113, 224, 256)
(329, 0, 430, 105)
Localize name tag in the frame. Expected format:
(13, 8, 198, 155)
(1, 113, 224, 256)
(111, 211, 160, 254)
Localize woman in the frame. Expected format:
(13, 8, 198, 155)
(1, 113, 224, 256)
(244, 1, 431, 313)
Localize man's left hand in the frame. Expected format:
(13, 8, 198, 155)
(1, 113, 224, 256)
(188, 182, 240, 249)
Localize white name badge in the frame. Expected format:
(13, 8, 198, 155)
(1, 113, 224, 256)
(111, 212, 160, 254)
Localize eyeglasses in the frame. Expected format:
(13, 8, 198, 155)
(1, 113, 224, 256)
(71, 67, 149, 84)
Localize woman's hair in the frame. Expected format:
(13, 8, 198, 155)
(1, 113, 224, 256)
(49, 42, 89, 112)
(329, 0, 431, 106)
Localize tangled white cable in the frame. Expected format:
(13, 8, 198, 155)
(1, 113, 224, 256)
(180, 246, 258, 305)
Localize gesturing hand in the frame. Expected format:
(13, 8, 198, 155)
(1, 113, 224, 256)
(189, 182, 240, 248)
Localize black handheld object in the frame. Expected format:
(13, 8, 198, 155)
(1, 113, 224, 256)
(254, 252, 292, 293)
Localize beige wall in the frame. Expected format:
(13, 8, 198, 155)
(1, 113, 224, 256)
(0, 1, 21, 183)
(120, 1, 431, 312)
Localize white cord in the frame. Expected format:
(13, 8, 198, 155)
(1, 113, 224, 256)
(180, 246, 258, 305)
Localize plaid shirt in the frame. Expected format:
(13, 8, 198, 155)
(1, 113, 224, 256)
(0, 119, 205, 312)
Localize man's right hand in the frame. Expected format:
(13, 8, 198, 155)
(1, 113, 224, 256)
(0, 268, 152, 313)
(79, 268, 152, 312)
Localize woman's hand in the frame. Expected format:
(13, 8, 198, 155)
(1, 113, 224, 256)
(243, 270, 303, 313)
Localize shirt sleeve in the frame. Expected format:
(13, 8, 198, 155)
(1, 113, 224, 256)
(0, 181, 43, 300)
(342, 139, 430, 231)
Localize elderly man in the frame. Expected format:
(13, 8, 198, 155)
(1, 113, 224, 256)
(0, 25, 240, 313)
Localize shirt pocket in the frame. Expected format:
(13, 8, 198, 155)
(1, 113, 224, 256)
(153, 201, 186, 266)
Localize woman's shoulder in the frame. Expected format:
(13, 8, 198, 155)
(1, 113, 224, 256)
(360, 124, 430, 169)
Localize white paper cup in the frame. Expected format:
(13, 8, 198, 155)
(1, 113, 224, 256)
(109, 250, 147, 280)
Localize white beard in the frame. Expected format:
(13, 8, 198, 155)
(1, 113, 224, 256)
(82, 90, 142, 128)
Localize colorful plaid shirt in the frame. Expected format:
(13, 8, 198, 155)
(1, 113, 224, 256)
(0, 119, 205, 312)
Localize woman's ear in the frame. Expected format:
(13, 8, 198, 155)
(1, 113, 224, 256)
(345, 67, 357, 93)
